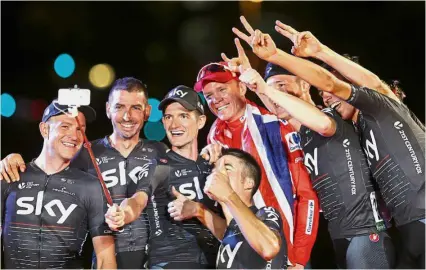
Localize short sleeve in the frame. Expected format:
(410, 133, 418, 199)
(346, 85, 396, 115)
(256, 206, 283, 234)
(136, 160, 170, 197)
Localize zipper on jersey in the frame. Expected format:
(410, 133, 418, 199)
(38, 174, 51, 268)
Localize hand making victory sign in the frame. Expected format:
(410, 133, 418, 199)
(274, 21, 323, 58)
(232, 16, 278, 61)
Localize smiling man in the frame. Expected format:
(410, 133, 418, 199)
(105, 85, 223, 269)
(1, 100, 116, 269)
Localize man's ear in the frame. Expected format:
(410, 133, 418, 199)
(198, 114, 207, 130)
(244, 177, 255, 191)
(39, 122, 49, 139)
(238, 81, 247, 97)
(300, 79, 311, 93)
(106, 102, 111, 119)
(145, 104, 152, 121)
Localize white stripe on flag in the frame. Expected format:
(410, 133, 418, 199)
(245, 104, 294, 243)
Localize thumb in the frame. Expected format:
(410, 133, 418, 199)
(172, 186, 185, 199)
(217, 158, 227, 175)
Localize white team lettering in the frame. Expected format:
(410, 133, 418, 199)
(398, 129, 422, 174)
(16, 191, 77, 224)
(345, 149, 356, 195)
(103, 161, 151, 188)
(304, 148, 318, 176)
(363, 130, 379, 163)
(168, 88, 188, 98)
(264, 207, 280, 227)
(219, 241, 243, 268)
(178, 177, 204, 200)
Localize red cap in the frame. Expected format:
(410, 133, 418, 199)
(194, 62, 239, 92)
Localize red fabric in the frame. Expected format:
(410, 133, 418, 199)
(207, 100, 319, 266)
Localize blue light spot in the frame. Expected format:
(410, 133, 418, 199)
(1, 93, 16, 117)
(54, 53, 75, 78)
(144, 121, 166, 141)
(148, 98, 162, 122)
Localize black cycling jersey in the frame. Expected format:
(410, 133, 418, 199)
(217, 206, 287, 269)
(137, 150, 221, 268)
(71, 137, 167, 253)
(1, 161, 112, 269)
(300, 108, 384, 239)
(346, 85, 425, 226)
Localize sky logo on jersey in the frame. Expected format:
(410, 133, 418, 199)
(103, 161, 152, 188)
(304, 148, 318, 176)
(218, 241, 243, 268)
(16, 191, 77, 224)
(263, 207, 280, 227)
(285, 132, 302, 152)
(393, 121, 423, 174)
(342, 139, 350, 148)
(178, 177, 204, 200)
(363, 130, 379, 164)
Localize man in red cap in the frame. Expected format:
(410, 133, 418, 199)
(194, 62, 319, 269)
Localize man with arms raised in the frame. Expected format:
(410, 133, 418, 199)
(1, 100, 116, 269)
(233, 17, 425, 269)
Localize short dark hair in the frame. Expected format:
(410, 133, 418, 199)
(108, 77, 149, 102)
(221, 148, 261, 197)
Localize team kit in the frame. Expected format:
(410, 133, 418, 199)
(1, 17, 424, 269)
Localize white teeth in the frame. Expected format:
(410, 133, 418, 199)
(62, 142, 76, 147)
(171, 131, 184, 135)
(217, 105, 228, 112)
(330, 102, 341, 109)
(122, 123, 134, 128)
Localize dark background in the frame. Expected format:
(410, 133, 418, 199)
(1, 2, 424, 268)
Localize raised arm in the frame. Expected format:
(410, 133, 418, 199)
(232, 16, 352, 101)
(239, 67, 336, 136)
(274, 21, 399, 102)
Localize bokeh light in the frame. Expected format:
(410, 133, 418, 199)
(148, 98, 163, 122)
(89, 64, 115, 89)
(144, 121, 166, 141)
(1, 93, 17, 117)
(54, 53, 75, 78)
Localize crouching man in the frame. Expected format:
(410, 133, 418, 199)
(203, 148, 287, 269)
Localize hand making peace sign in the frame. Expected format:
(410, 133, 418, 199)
(232, 16, 278, 61)
(275, 20, 323, 58)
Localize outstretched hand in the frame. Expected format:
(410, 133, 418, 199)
(275, 20, 323, 58)
(232, 16, 278, 61)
